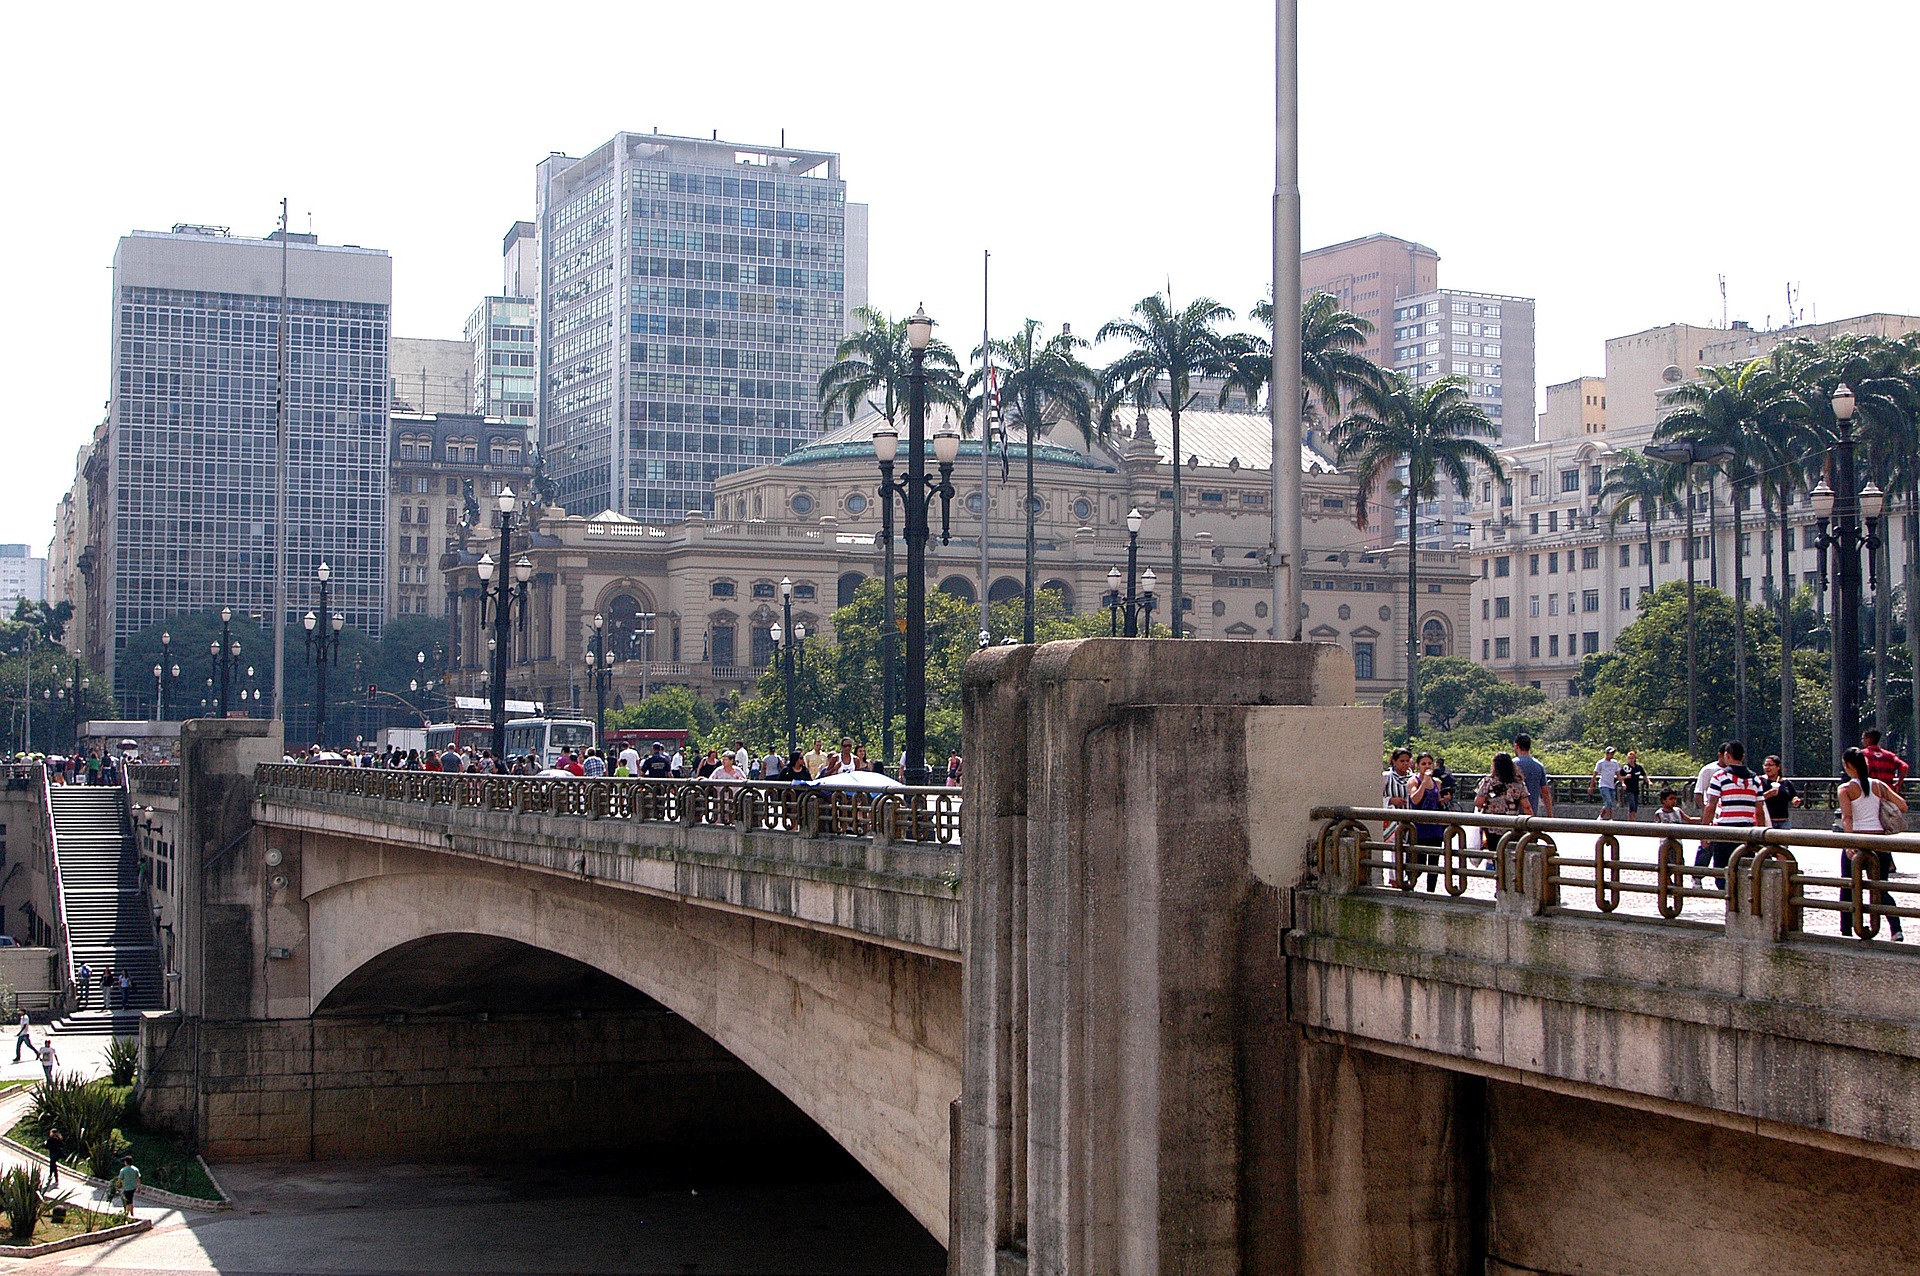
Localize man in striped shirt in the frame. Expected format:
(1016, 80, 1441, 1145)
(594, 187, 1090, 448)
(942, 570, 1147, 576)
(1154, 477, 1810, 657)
(1700, 740, 1768, 887)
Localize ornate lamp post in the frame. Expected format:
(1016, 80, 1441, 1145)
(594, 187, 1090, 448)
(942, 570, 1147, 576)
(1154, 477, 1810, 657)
(586, 612, 614, 741)
(158, 631, 172, 719)
(872, 307, 960, 785)
(210, 607, 241, 718)
(1810, 383, 1886, 769)
(475, 487, 534, 763)
(1104, 566, 1124, 635)
(772, 577, 807, 756)
(304, 562, 346, 746)
(1644, 439, 1736, 758)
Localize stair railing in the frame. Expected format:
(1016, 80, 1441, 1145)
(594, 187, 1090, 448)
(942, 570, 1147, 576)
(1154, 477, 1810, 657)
(37, 765, 74, 1017)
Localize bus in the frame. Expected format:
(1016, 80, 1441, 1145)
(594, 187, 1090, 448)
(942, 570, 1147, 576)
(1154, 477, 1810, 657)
(504, 717, 596, 768)
(603, 728, 692, 762)
(424, 723, 492, 756)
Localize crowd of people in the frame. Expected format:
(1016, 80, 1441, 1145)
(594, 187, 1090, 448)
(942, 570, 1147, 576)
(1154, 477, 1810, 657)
(1380, 727, 1915, 941)
(286, 736, 965, 787)
(10, 749, 129, 787)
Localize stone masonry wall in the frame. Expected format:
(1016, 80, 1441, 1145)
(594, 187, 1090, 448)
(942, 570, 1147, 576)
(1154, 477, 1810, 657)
(139, 1008, 818, 1161)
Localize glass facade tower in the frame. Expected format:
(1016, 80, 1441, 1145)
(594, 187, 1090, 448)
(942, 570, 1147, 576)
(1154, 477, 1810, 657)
(105, 227, 391, 699)
(535, 133, 863, 519)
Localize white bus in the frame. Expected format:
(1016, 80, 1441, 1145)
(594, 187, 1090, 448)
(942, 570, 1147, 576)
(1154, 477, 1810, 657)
(504, 717, 596, 768)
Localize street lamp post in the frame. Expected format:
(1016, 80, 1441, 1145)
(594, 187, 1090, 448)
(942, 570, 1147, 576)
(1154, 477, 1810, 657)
(1645, 439, 1736, 758)
(873, 306, 960, 786)
(586, 613, 613, 742)
(303, 562, 346, 747)
(1122, 507, 1146, 637)
(1105, 566, 1124, 635)
(1810, 384, 1885, 769)
(158, 631, 172, 719)
(773, 578, 807, 756)
(876, 428, 899, 775)
(210, 607, 240, 718)
(476, 488, 534, 764)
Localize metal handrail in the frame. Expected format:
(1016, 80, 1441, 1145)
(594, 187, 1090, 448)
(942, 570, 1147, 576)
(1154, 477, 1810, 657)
(253, 764, 963, 846)
(1311, 804, 1920, 943)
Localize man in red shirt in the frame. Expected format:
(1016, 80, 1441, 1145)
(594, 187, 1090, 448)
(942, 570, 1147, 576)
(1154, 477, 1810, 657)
(1862, 728, 1909, 791)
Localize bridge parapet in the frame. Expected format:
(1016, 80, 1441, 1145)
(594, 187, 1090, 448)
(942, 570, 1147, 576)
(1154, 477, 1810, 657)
(254, 765, 962, 956)
(1294, 805, 1920, 1165)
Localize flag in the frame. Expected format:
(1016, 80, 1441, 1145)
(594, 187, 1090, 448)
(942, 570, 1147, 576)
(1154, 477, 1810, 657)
(990, 365, 1010, 483)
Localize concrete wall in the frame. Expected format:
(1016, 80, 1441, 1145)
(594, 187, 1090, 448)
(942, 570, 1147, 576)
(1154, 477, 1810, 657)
(137, 1008, 819, 1162)
(0, 778, 55, 956)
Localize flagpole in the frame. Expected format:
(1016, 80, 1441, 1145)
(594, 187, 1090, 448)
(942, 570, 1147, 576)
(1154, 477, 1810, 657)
(979, 250, 992, 645)
(1273, 0, 1304, 641)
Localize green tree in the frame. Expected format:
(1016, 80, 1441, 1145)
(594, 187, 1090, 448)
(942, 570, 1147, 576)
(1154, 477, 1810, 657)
(816, 306, 965, 428)
(1381, 656, 1546, 731)
(607, 686, 718, 743)
(1329, 375, 1503, 735)
(1099, 292, 1241, 638)
(968, 320, 1099, 643)
(1598, 450, 1681, 598)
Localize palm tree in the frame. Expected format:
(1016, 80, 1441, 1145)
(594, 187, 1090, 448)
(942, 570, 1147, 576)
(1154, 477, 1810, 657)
(1598, 450, 1682, 599)
(1658, 360, 1789, 746)
(1099, 293, 1240, 637)
(967, 320, 1098, 642)
(1240, 292, 1389, 434)
(816, 306, 964, 428)
(1330, 376, 1503, 733)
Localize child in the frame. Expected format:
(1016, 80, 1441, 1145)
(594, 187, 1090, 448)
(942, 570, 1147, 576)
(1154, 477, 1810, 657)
(1653, 788, 1695, 825)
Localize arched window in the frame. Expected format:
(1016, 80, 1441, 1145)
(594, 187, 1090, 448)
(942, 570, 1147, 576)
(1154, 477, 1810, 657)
(838, 572, 865, 607)
(988, 578, 1022, 605)
(1422, 617, 1450, 657)
(939, 576, 977, 604)
(1040, 579, 1075, 615)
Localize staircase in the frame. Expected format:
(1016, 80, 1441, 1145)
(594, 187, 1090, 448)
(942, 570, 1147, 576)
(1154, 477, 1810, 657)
(47, 787, 163, 1034)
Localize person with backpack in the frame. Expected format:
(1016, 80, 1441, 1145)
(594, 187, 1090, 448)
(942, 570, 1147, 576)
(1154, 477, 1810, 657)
(1840, 745, 1908, 941)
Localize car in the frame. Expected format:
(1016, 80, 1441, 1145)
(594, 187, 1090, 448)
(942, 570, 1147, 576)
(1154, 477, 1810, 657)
(0, 937, 19, 948)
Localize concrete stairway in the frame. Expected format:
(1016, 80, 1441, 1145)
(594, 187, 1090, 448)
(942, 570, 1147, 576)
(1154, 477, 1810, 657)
(46, 786, 162, 1033)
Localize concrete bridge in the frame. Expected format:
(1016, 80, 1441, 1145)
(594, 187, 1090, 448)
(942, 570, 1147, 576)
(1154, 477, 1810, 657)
(131, 643, 1920, 1274)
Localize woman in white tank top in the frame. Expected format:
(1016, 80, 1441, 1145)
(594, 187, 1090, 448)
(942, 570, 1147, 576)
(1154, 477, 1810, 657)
(1839, 747, 1907, 939)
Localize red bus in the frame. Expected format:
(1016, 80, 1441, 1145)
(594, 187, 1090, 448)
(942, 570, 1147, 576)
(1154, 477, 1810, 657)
(604, 728, 691, 758)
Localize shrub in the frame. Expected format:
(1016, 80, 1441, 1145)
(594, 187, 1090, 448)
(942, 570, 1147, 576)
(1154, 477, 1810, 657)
(0, 1166, 59, 1241)
(104, 1037, 137, 1086)
(85, 1129, 131, 1180)
(28, 1075, 125, 1153)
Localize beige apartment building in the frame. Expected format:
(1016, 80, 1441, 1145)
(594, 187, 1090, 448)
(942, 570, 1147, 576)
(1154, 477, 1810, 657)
(435, 407, 1475, 713)
(1302, 233, 1440, 368)
(389, 412, 534, 621)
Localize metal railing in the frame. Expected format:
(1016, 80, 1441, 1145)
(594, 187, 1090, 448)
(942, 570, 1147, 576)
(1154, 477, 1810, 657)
(1312, 805, 1920, 945)
(128, 764, 180, 798)
(255, 764, 963, 846)
(1442, 773, 1897, 814)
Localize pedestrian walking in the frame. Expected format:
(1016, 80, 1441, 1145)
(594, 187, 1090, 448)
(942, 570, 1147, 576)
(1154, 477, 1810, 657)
(114, 1157, 140, 1214)
(1700, 741, 1767, 888)
(1591, 746, 1623, 820)
(44, 1127, 63, 1187)
(1692, 743, 1732, 881)
(1840, 745, 1908, 941)
(117, 973, 131, 1009)
(1472, 752, 1533, 867)
(640, 744, 673, 778)
(1409, 751, 1445, 890)
(12, 1013, 36, 1063)
(39, 1038, 57, 1086)
(75, 962, 91, 1010)
(1512, 734, 1552, 816)
(1621, 750, 1649, 820)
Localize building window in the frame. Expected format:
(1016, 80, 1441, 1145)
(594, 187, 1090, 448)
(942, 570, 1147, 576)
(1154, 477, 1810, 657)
(1582, 631, 1600, 655)
(1495, 596, 1511, 618)
(1620, 587, 1632, 610)
(791, 493, 815, 515)
(1422, 619, 1447, 657)
(1583, 589, 1600, 613)
(1549, 635, 1560, 657)
(1548, 553, 1559, 574)
(711, 624, 735, 667)
(1659, 540, 1671, 564)
(1529, 595, 1540, 617)
(1548, 595, 1560, 616)
(1073, 497, 1094, 522)
(1495, 637, 1512, 659)
(1560, 469, 1580, 493)
(1619, 544, 1631, 568)
(1529, 635, 1541, 658)
(846, 492, 869, 515)
(1530, 513, 1540, 534)
(1494, 556, 1510, 578)
(1548, 511, 1558, 533)
(794, 584, 816, 600)
(1784, 528, 1796, 552)
(1529, 474, 1541, 498)
(1354, 642, 1375, 680)
(1529, 554, 1540, 576)
(751, 582, 776, 599)
(1582, 547, 1600, 570)
(1481, 599, 1490, 621)
(711, 581, 735, 598)
(1482, 639, 1491, 660)
(1587, 466, 1603, 495)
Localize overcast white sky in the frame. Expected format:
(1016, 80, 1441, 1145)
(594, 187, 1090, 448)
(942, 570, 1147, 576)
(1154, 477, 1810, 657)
(4, 0, 1913, 549)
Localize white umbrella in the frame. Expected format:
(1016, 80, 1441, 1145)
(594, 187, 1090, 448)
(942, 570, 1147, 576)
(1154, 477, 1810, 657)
(537, 768, 577, 778)
(810, 770, 907, 790)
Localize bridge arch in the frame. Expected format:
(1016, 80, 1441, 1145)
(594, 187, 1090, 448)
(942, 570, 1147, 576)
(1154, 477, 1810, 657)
(300, 851, 957, 1241)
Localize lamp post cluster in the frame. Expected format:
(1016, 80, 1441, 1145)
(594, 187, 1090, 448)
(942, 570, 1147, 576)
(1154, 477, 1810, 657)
(410, 649, 442, 726)
(210, 607, 241, 718)
(304, 562, 346, 746)
(152, 630, 179, 722)
(586, 613, 616, 741)
(45, 662, 86, 750)
(476, 487, 534, 762)
(873, 306, 960, 785)
(1810, 383, 1887, 769)
(770, 577, 807, 756)
(1102, 507, 1159, 637)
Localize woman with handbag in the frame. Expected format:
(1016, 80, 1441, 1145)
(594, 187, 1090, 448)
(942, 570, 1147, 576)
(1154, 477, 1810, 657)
(1839, 746, 1908, 941)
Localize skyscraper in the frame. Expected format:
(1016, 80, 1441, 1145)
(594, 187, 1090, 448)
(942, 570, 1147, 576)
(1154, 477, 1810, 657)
(534, 132, 867, 519)
(101, 225, 391, 697)
(1301, 233, 1441, 367)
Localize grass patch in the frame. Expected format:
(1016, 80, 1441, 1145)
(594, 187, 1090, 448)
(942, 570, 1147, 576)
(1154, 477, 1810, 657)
(5, 1203, 123, 1246)
(9, 1094, 219, 1203)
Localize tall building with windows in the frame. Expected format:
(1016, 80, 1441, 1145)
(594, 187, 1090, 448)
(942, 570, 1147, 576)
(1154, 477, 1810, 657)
(98, 225, 391, 698)
(1301, 234, 1440, 367)
(0, 545, 47, 614)
(466, 297, 537, 439)
(1387, 288, 1537, 546)
(533, 132, 867, 520)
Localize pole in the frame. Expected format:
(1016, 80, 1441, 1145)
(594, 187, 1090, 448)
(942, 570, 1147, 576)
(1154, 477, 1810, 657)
(23, 632, 30, 755)
(273, 198, 289, 725)
(490, 515, 514, 763)
(880, 457, 897, 774)
(1685, 469, 1697, 759)
(219, 611, 233, 718)
(1834, 428, 1861, 772)
(1024, 404, 1036, 645)
(782, 589, 797, 756)
(905, 344, 930, 785)
(1124, 523, 1141, 637)
(1272, 0, 1304, 642)
(980, 251, 992, 644)
(316, 576, 331, 746)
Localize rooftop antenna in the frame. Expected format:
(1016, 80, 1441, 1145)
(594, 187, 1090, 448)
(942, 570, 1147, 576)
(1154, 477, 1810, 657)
(781, 128, 786, 147)
(1718, 274, 1727, 329)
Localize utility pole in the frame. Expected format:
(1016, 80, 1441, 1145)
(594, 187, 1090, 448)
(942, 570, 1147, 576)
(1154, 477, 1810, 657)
(1272, 0, 1304, 642)
(272, 198, 289, 723)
